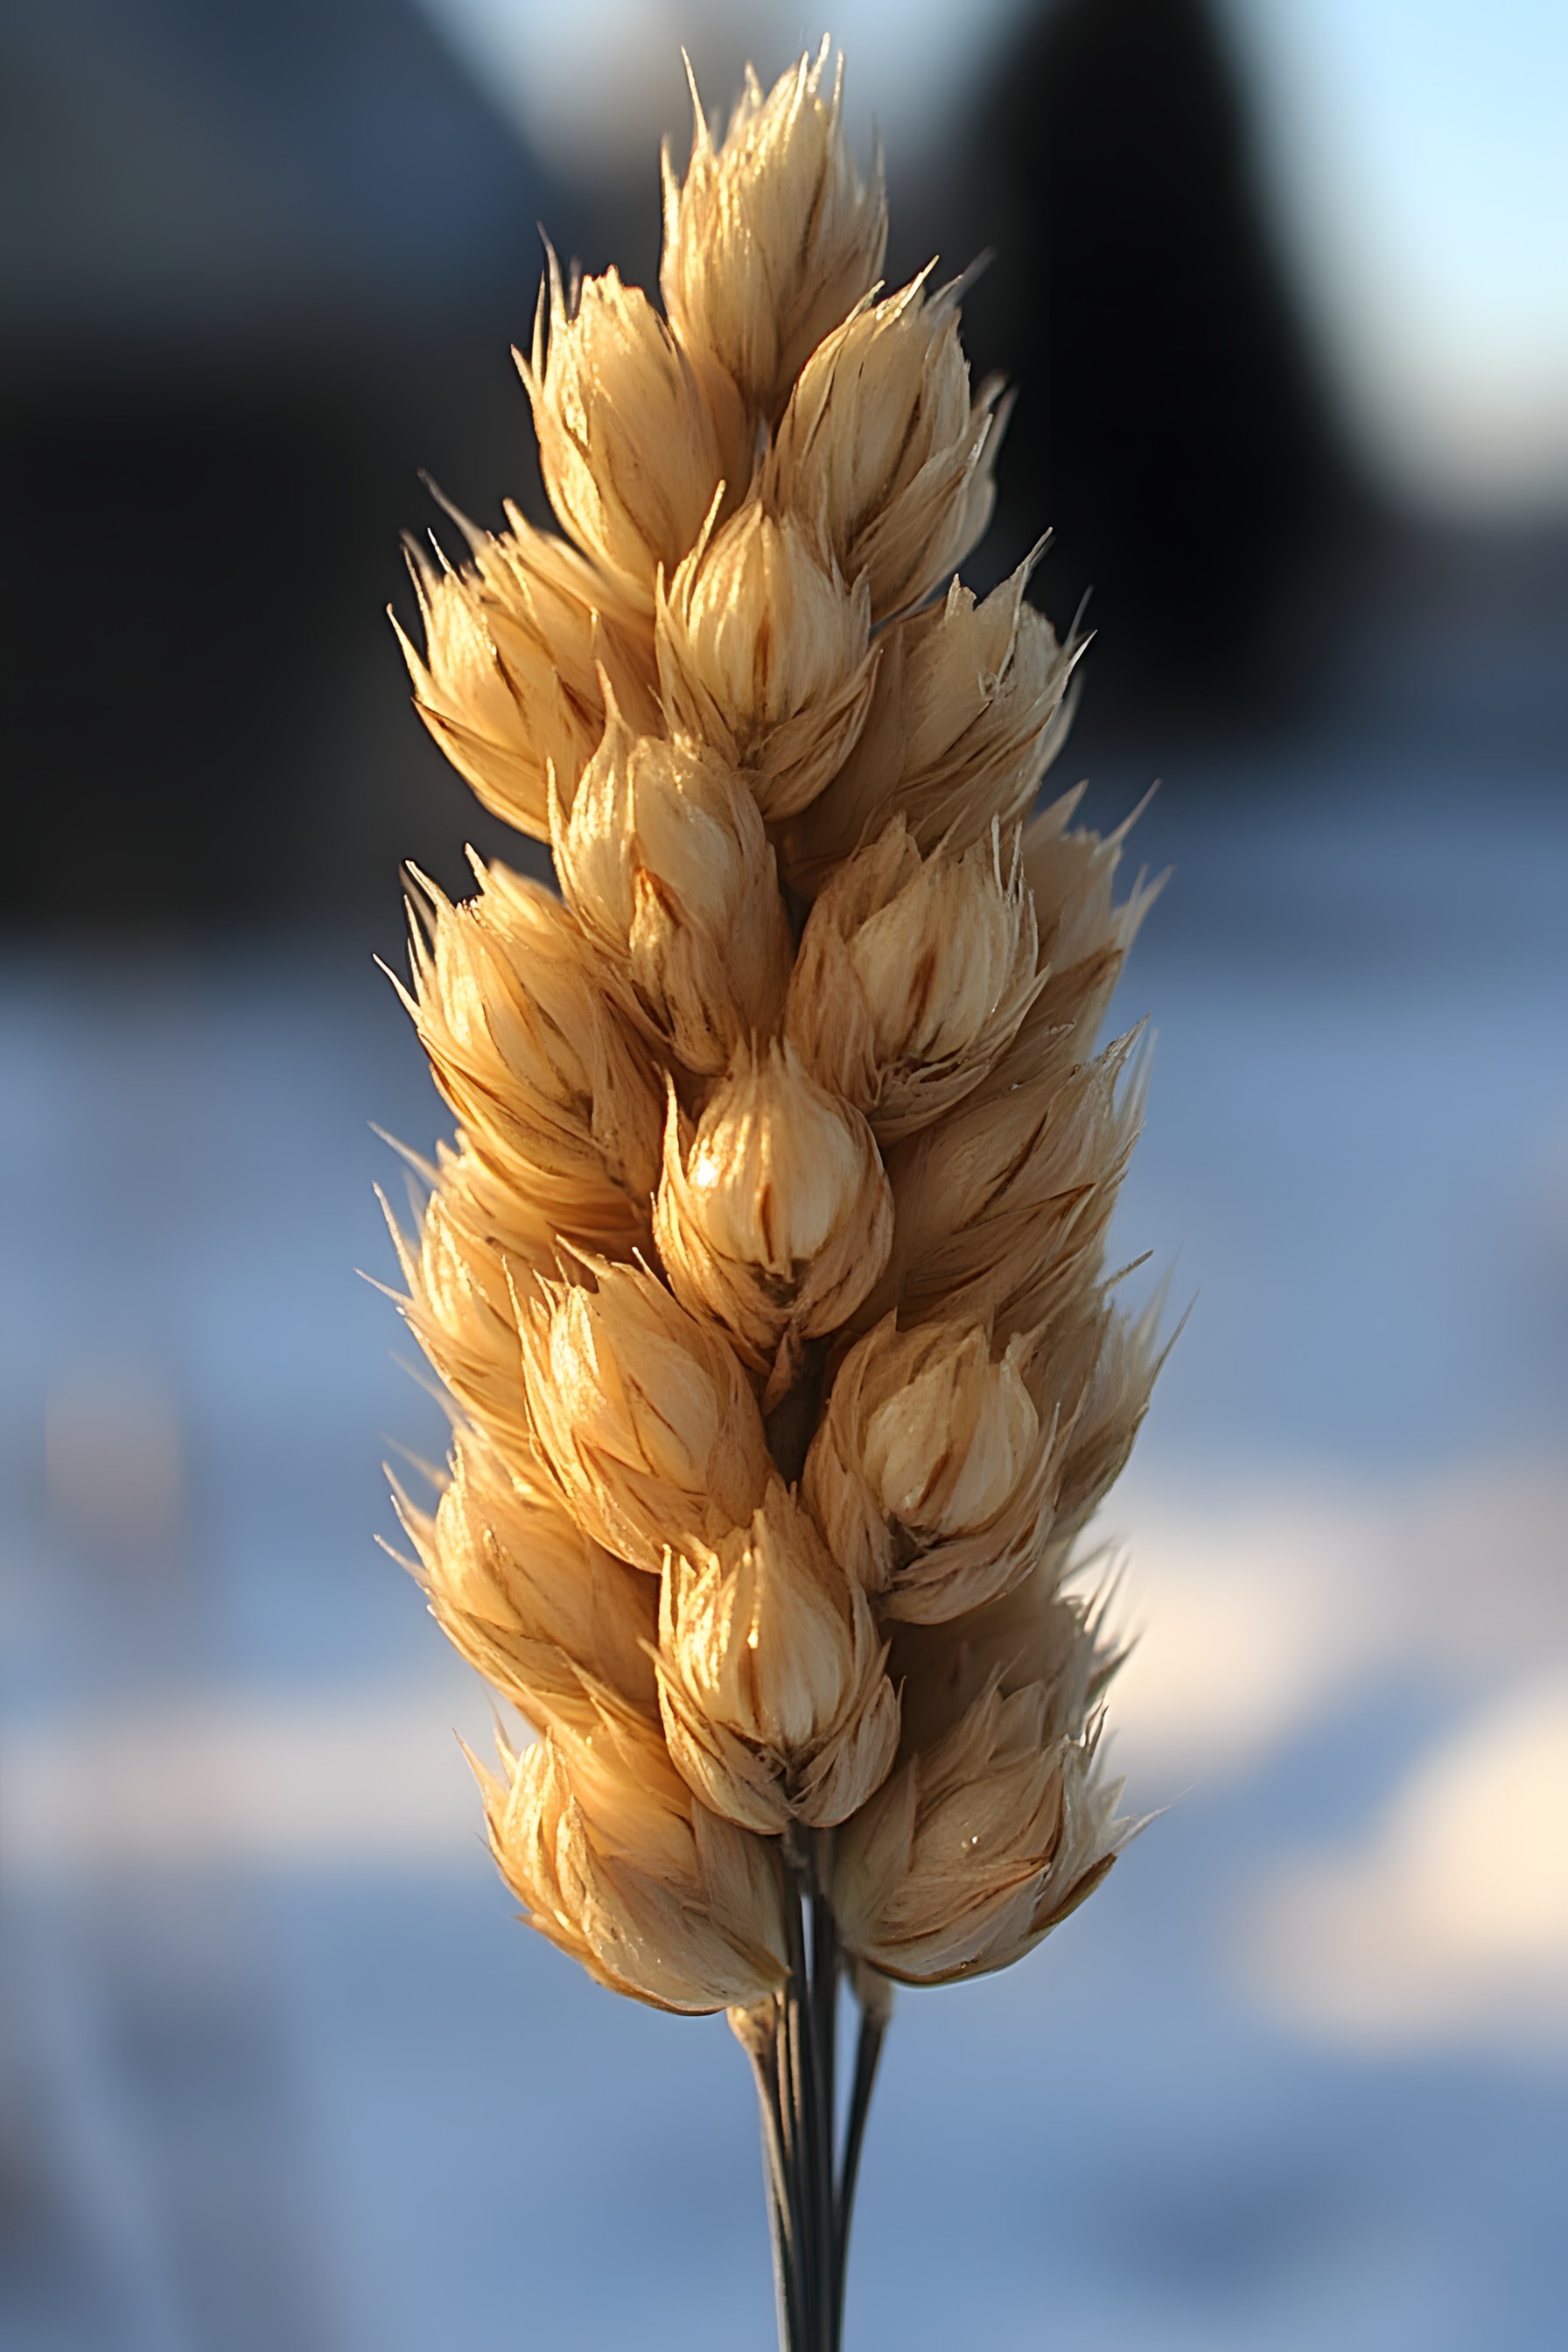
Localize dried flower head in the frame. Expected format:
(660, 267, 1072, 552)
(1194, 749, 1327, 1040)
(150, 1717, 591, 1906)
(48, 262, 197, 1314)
(654, 1040, 892, 1397)
(662, 39, 887, 422)
(477, 1709, 789, 2012)
(393, 513, 658, 841)
(553, 707, 793, 1072)
(656, 1476, 900, 1833)
(655, 496, 878, 820)
(766, 272, 1004, 623)
(382, 41, 1163, 2348)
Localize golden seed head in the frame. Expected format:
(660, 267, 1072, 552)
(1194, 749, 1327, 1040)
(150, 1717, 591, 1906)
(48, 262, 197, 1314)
(385, 38, 1157, 2020)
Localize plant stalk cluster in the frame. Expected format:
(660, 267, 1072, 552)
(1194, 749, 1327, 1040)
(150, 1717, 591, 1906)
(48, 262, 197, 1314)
(738, 1838, 886, 2352)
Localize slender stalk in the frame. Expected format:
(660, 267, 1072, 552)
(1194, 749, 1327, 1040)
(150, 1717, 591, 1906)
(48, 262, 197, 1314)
(746, 1850, 887, 2352)
(782, 1859, 825, 2342)
(771, 1992, 809, 2335)
(811, 1862, 840, 2152)
(833, 1997, 888, 2350)
(741, 2006, 802, 2352)
(805, 1880, 837, 2337)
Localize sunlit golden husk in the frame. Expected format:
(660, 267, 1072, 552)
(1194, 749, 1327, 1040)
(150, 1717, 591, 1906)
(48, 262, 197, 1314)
(385, 36, 1159, 2127)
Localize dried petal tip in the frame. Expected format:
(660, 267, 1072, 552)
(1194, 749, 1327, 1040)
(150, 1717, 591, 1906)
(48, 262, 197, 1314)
(657, 1477, 900, 1833)
(662, 44, 887, 419)
(654, 1041, 893, 1399)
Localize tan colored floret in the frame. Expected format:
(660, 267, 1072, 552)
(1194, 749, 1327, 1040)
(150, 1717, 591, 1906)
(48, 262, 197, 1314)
(386, 44, 1158, 2021)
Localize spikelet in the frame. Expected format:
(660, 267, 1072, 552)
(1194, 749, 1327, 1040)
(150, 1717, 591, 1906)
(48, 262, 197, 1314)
(392, 513, 659, 841)
(802, 1315, 1065, 1622)
(656, 1475, 900, 1833)
(654, 1040, 892, 1399)
(655, 495, 878, 819)
(398, 1424, 659, 1732)
(785, 816, 1045, 1138)
(553, 706, 794, 1072)
(382, 42, 1162, 2347)
(475, 1708, 789, 2012)
(661, 40, 887, 423)
(765, 273, 1005, 624)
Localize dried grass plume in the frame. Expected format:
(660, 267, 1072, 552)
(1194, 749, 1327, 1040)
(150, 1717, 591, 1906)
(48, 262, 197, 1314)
(382, 38, 1165, 2351)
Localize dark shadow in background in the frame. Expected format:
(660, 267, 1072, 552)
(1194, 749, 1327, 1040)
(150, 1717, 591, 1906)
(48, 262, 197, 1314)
(1, 0, 606, 934)
(952, 0, 1365, 750)
(0, 0, 1552, 937)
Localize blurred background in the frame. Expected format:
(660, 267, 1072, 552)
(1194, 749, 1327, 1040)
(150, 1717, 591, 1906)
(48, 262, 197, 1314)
(2, 1, 1564, 2346)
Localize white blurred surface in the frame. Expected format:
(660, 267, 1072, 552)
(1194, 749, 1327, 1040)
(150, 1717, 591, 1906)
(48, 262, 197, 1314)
(4, 723, 1565, 2347)
(1249, 1674, 1568, 2049)
(4, 507, 1568, 2347)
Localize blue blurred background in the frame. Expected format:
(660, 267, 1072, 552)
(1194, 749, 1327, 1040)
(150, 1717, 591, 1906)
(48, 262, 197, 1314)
(2, 4, 1564, 2347)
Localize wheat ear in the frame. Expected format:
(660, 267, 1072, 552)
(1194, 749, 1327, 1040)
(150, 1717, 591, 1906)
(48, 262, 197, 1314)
(384, 40, 1160, 2352)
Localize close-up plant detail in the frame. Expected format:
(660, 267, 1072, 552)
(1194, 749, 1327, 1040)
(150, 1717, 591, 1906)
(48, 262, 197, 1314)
(382, 40, 1163, 2352)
